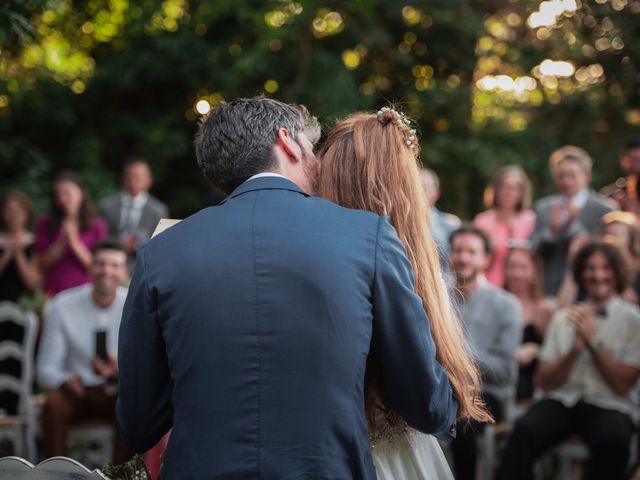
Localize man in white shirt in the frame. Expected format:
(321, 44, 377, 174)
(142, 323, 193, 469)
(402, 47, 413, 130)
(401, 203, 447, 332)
(497, 240, 640, 480)
(37, 240, 130, 463)
(530, 146, 613, 295)
(99, 157, 169, 257)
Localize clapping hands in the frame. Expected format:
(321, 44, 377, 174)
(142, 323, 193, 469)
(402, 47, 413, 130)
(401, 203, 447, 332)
(566, 304, 598, 351)
(61, 219, 80, 243)
(549, 201, 579, 234)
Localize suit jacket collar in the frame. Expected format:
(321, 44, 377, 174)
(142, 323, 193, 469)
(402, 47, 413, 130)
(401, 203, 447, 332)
(222, 176, 310, 204)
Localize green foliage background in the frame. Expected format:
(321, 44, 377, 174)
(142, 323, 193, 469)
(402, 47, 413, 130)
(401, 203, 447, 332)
(1, 0, 639, 219)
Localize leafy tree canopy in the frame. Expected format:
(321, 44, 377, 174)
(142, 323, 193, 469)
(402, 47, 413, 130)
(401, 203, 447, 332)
(1, 0, 639, 218)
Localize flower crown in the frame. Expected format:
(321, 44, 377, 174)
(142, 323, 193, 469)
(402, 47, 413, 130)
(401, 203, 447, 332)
(376, 107, 418, 149)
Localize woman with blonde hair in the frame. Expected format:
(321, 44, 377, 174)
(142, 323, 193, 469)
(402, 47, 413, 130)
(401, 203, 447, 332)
(318, 107, 490, 479)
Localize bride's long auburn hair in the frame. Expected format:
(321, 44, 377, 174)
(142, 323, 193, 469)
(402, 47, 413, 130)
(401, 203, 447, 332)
(317, 110, 491, 423)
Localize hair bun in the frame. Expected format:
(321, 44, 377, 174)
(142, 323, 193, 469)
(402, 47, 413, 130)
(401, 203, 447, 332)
(376, 107, 397, 126)
(375, 107, 418, 150)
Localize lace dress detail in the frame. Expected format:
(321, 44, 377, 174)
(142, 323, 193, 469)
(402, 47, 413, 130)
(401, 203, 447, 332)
(368, 399, 454, 479)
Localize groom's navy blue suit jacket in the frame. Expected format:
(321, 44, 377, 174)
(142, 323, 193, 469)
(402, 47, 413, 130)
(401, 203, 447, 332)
(117, 176, 457, 479)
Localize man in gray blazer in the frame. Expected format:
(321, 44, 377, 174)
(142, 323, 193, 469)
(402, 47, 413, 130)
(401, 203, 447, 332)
(99, 157, 169, 256)
(530, 146, 614, 296)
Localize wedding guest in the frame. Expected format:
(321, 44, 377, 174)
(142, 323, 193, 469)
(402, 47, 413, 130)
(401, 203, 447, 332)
(600, 138, 640, 215)
(99, 156, 168, 257)
(474, 165, 535, 287)
(555, 233, 591, 308)
(0, 191, 40, 302)
(601, 211, 640, 303)
(37, 240, 131, 464)
(496, 241, 640, 480)
(35, 171, 107, 296)
(0, 191, 41, 417)
(448, 225, 522, 480)
(503, 247, 554, 400)
(419, 168, 461, 261)
(556, 212, 640, 308)
(530, 146, 614, 295)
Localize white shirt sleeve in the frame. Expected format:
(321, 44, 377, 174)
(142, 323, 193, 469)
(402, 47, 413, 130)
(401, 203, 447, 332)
(36, 301, 72, 390)
(538, 311, 568, 362)
(621, 316, 640, 368)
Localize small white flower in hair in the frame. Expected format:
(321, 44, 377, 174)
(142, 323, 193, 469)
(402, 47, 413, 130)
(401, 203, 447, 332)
(376, 106, 418, 149)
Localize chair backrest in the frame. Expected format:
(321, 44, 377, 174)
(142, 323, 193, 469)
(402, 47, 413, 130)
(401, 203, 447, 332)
(0, 456, 110, 479)
(0, 302, 37, 416)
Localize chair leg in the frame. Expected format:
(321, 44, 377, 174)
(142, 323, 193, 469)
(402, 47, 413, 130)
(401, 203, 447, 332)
(558, 455, 572, 480)
(482, 424, 496, 480)
(25, 422, 37, 463)
(532, 459, 544, 480)
(13, 423, 24, 458)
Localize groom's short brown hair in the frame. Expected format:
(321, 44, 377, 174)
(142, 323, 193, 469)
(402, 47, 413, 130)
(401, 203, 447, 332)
(195, 96, 320, 194)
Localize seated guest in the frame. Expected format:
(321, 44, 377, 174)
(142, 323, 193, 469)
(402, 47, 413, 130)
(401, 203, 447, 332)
(448, 226, 522, 480)
(36, 241, 131, 464)
(496, 240, 640, 480)
(530, 146, 614, 296)
(0, 191, 40, 302)
(557, 212, 640, 307)
(601, 211, 640, 304)
(474, 165, 535, 287)
(601, 138, 640, 215)
(419, 167, 461, 261)
(99, 156, 168, 258)
(0, 190, 41, 417)
(555, 233, 591, 308)
(503, 247, 554, 400)
(35, 171, 107, 296)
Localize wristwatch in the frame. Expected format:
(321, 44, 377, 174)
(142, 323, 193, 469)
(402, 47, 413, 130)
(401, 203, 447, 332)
(587, 339, 604, 354)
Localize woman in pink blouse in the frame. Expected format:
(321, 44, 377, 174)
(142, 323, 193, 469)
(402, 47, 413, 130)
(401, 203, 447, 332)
(35, 171, 107, 296)
(474, 165, 536, 286)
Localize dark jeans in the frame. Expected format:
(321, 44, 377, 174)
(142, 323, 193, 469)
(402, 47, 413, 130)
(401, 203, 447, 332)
(495, 398, 634, 480)
(452, 391, 503, 480)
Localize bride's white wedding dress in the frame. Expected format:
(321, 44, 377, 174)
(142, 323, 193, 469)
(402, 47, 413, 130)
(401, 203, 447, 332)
(371, 429, 454, 480)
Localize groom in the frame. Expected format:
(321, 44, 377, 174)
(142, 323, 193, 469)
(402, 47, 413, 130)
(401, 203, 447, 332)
(117, 97, 457, 479)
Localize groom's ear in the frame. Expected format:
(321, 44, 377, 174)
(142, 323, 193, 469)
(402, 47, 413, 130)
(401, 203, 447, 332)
(275, 128, 302, 164)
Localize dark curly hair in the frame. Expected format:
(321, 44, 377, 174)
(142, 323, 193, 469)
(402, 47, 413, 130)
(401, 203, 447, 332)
(572, 240, 632, 294)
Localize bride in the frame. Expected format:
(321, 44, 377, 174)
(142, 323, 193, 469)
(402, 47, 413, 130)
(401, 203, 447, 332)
(317, 107, 491, 479)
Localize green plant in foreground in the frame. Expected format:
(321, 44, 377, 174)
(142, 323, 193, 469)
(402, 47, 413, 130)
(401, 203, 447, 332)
(103, 454, 150, 480)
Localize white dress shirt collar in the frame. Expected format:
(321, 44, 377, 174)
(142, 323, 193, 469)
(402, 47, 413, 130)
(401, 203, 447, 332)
(567, 188, 589, 210)
(247, 172, 290, 181)
(121, 191, 149, 209)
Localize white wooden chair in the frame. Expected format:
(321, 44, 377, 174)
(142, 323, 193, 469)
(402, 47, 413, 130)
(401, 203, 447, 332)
(535, 399, 640, 480)
(68, 420, 115, 470)
(0, 455, 110, 479)
(0, 302, 38, 462)
(477, 390, 526, 479)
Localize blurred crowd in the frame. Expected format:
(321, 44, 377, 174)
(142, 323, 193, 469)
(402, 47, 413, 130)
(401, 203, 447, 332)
(0, 157, 168, 468)
(423, 140, 640, 480)
(2, 140, 640, 479)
